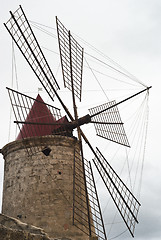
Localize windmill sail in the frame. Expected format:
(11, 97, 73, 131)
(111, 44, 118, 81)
(89, 100, 130, 147)
(56, 17, 83, 101)
(93, 147, 141, 237)
(73, 148, 107, 240)
(7, 87, 62, 156)
(4, 5, 60, 101)
(4, 6, 151, 239)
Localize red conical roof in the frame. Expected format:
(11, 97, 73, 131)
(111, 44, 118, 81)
(16, 94, 68, 140)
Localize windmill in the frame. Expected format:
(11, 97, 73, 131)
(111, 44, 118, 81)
(3, 5, 151, 240)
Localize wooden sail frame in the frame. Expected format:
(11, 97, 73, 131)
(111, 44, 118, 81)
(4, 5, 152, 239)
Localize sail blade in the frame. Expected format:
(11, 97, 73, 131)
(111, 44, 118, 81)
(89, 100, 130, 147)
(73, 147, 107, 240)
(93, 147, 141, 237)
(56, 17, 83, 101)
(7, 87, 62, 156)
(4, 6, 60, 102)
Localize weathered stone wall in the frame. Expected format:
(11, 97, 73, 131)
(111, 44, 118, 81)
(1, 135, 90, 240)
(0, 214, 50, 240)
(0, 214, 98, 240)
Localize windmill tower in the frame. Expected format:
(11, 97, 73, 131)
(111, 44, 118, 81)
(1, 5, 151, 240)
(1, 94, 95, 239)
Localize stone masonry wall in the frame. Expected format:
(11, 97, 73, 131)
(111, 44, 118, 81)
(0, 213, 50, 240)
(1, 135, 90, 240)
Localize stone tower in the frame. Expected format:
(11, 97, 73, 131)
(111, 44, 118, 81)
(1, 95, 97, 240)
(1, 135, 92, 240)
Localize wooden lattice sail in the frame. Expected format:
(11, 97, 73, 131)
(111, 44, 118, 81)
(4, 5, 152, 239)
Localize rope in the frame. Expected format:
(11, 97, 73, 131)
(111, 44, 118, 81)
(109, 229, 128, 239)
(83, 63, 139, 88)
(28, 19, 147, 89)
(84, 57, 109, 101)
(30, 21, 57, 39)
(8, 39, 19, 141)
(29, 20, 56, 30)
(10, 18, 151, 238)
(73, 33, 147, 87)
(41, 46, 59, 55)
(107, 210, 118, 237)
(85, 52, 142, 85)
(137, 93, 149, 200)
(133, 103, 147, 194)
(125, 147, 132, 191)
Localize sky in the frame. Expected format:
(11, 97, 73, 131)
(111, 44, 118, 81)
(0, 0, 161, 240)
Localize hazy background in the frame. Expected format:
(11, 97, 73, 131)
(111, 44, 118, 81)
(0, 1, 161, 239)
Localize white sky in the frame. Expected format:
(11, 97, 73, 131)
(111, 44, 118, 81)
(0, 1, 161, 240)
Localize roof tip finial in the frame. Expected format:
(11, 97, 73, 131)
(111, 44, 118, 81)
(38, 88, 43, 94)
